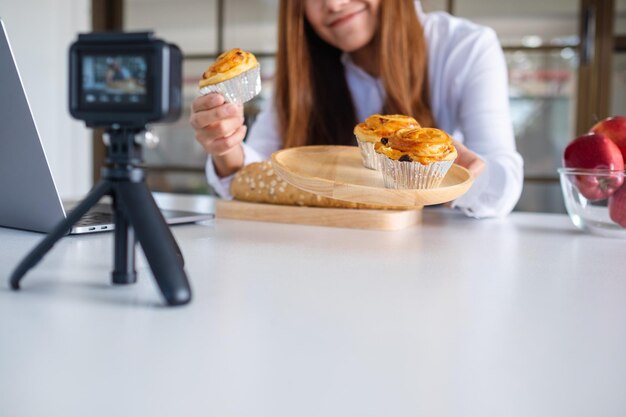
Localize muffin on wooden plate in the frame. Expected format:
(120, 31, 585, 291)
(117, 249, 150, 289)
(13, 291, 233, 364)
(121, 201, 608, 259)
(375, 127, 457, 189)
(353, 114, 420, 170)
(198, 48, 261, 104)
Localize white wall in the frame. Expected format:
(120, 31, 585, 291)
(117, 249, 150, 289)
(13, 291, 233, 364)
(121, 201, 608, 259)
(0, 0, 92, 200)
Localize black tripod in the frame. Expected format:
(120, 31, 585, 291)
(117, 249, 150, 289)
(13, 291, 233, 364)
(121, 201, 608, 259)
(9, 128, 192, 306)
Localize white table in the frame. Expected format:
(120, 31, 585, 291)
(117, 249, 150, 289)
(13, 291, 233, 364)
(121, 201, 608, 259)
(1, 194, 625, 417)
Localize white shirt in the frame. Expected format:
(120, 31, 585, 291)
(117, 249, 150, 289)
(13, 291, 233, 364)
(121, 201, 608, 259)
(206, 3, 524, 219)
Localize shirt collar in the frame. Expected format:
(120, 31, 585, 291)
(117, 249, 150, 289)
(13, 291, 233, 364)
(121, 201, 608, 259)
(340, 52, 376, 83)
(415, 0, 426, 19)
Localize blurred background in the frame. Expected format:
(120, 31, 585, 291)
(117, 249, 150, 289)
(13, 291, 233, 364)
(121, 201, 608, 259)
(2, 0, 625, 213)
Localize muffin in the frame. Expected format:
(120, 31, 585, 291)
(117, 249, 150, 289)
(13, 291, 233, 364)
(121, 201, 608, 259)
(374, 127, 458, 189)
(198, 48, 261, 104)
(353, 114, 420, 170)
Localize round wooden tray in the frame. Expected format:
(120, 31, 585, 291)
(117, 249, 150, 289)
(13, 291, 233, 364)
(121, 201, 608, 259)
(271, 145, 474, 208)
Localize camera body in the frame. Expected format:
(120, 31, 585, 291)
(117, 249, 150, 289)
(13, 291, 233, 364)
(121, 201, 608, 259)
(69, 32, 182, 128)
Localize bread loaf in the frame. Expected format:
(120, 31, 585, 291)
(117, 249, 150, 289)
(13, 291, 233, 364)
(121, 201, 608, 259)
(230, 161, 397, 209)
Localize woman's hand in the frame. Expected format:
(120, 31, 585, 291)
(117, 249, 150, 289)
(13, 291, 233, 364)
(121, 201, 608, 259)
(189, 93, 247, 177)
(444, 140, 485, 209)
(453, 139, 485, 178)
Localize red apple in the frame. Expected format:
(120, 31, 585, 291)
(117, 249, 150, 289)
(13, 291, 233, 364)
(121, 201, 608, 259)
(574, 174, 625, 201)
(609, 183, 626, 228)
(590, 116, 626, 160)
(563, 133, 625, 200)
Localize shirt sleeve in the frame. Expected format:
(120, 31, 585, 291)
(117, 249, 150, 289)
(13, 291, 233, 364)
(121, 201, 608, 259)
(205, 102, 283, 198)
(449, 27, 524, 218)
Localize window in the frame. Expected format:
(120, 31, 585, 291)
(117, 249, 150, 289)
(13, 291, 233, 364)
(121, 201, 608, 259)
(613, 0, 626, 115)
(454, 0, 580, 213)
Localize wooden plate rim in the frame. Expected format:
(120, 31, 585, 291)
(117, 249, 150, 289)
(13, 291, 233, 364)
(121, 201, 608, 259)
(271, 145, 474, 206)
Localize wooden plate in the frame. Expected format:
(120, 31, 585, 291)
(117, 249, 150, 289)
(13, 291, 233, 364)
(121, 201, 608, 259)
(271, 145, 473, 207)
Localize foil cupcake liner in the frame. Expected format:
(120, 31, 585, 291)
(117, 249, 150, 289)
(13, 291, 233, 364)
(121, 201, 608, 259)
(198, 65, 261, 104)
(356, 139, 380, 170)
(378, 155, 454, 189)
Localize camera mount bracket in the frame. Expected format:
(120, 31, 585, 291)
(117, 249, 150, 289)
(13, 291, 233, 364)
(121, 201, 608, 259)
(9, 127, 192, 306)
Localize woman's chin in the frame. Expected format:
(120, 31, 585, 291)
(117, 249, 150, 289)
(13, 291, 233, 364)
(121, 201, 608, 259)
(334, 37, 374, 53)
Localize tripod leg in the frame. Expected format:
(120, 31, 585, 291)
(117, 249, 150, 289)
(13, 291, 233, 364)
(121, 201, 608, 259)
(10, 181, 112, 290)
(114, 182, 191, 306)
(112, 194, 137, 285)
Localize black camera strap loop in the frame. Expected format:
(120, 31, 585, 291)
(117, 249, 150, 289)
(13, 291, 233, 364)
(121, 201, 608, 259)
(10, 128, 191, 306)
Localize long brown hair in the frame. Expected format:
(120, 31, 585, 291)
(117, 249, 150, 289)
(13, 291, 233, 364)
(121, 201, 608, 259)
(274, 0, 435, 148)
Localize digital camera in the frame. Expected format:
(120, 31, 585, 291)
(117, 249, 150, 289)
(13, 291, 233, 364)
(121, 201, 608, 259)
(69, 32, 182, 128)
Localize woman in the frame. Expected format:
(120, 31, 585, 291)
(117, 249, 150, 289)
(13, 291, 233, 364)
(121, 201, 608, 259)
(190, 0, 523, 218)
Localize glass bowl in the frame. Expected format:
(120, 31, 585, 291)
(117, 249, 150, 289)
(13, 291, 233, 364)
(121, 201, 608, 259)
(558, 168, 626, 238)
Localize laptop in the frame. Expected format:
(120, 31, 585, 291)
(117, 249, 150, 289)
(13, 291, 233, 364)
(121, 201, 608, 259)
(0, 18, 213, 234)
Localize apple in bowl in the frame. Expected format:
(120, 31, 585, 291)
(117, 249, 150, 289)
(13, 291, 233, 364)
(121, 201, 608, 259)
(562, 133, 625, 200)
(590, 116, 626, 160)
(609, 183, 626, 228)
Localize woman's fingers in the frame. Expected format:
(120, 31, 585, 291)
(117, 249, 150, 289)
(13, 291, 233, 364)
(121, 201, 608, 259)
(201, 115, 245, 139)
(189, 102, 242, 129)
(191, 93, 225, 112)
(212, 125, 248, 156)
(465, 157, 486, 177)
(190, 92, 246, 158)
(453, 139, 485, 177)
(196, 125, 248, 156)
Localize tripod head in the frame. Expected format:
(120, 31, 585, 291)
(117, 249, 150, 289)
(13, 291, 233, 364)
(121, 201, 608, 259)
(103, 126, 145, 167)
(100, 126, 159, 184)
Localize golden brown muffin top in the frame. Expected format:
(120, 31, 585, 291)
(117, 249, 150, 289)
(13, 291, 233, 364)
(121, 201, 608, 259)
(353, 114, 420, 143)
(374, 127, 457, 164)
(199, 48, 258, 87)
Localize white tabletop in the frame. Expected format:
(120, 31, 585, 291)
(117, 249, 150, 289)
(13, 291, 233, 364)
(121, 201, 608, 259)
(1, 194, 625, 417)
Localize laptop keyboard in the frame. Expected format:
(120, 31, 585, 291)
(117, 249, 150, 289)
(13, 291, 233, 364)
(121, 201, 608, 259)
(63, 202, 213, 230)
(74, 210, 113, 226)
(64, 202, 114, 227)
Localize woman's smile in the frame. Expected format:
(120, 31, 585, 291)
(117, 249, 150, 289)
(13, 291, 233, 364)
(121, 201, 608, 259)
(306, 0, 380, 53)
(326, 5, 367, 28)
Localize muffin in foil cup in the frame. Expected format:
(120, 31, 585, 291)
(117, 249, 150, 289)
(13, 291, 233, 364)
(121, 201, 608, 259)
(378, 155, 454, 189)
(356, 140, 380, 170)
(198, 65, 261, 105)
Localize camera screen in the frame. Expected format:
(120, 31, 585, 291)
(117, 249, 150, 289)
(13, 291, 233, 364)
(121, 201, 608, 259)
(80, 54, 149, 109)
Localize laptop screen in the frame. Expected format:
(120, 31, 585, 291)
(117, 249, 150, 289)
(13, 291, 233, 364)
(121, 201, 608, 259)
(0, 18, 68, 233)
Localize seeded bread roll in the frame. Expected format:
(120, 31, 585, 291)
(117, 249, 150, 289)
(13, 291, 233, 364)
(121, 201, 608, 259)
(230, 161, 400, 209)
